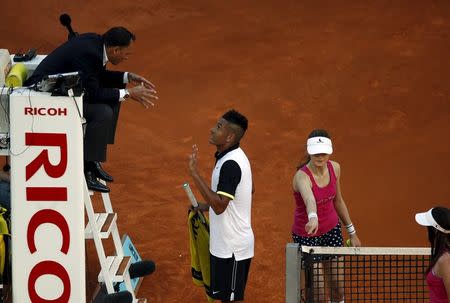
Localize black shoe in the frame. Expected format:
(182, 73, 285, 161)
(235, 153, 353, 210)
(103, 290, 132, 303)
(129, 260, 156, 279)
(93, 285, 132, 303)
(92, 161, 114, 182)
(85, 171, 110, 193)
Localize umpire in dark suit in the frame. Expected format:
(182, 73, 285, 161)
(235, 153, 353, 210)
(25, 27, 158, 192)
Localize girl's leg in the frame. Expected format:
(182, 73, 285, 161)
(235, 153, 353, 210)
(323, 258, 345, 302)
(313, 263, 327, 302)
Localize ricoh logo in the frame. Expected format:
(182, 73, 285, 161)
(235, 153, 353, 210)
(25, 132, 72, 302)
(24, 107, 68, 116)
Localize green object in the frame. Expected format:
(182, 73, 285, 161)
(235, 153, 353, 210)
(0, 207, 9, 235)
(6, 63, 27, 87)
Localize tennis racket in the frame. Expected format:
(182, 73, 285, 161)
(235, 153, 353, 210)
(183, 183, 206, 223)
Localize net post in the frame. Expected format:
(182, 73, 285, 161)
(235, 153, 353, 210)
(303, 249, 315, 303)
(286, 243, 301, 303)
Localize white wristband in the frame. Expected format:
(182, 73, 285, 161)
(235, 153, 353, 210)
(346, 223, 356, 235)
(308, 212, 318, 220)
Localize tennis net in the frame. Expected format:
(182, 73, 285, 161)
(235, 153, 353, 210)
(285, 244, 431, 303)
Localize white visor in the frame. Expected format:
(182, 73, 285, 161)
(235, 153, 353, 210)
(307, 136, 333, 155)
(415, 209, 450, 234)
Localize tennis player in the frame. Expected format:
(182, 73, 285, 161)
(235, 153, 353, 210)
(291, 129, 361, 303)
(188, 110, 254, 302)
(415, 207, 450, 302)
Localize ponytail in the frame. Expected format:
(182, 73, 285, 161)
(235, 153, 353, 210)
(297, 154, 310, 170)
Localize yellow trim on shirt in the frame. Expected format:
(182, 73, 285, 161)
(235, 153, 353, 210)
(217, 191, 235, 200)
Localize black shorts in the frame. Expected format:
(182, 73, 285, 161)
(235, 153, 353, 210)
(210, 254, 252, 301)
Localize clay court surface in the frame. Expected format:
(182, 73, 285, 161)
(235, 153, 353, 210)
(2, 1, 450, 302)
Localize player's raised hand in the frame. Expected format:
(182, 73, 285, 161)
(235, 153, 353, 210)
(188, 145, 199, 176)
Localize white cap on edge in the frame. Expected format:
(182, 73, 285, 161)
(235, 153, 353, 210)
(307, 136, 333, 155)
(415, 208, 450, 234)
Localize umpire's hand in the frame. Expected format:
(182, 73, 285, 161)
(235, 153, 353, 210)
(128, 83, 158, 108)
(128, 72, 156, 90)
(127, 72, 158, 108)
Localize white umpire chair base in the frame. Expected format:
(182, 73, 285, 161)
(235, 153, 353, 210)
(84, 180, 147, 303)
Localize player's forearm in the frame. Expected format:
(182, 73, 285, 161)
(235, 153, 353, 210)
(334, 199, 359, 238)
(297, 194, 315, 218)
(306, 200, 317, 213)
(297, 177, 317, 217)
(334, 199, 352, 225)
(190, 172, 227, 214)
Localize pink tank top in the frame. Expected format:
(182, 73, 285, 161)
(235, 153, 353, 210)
(292, 161, 339, 237)
(426, 268, 448, 302)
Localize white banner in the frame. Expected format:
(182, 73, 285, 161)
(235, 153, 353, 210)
(10, 89, 85, 303)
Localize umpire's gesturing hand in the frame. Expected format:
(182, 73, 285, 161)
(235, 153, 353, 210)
(127, 73, 158, 108)
(128, 72, 156, 90)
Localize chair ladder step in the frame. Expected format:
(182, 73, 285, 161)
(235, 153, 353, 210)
(85, 213, 117, 239)
(98, 256, 132, 283)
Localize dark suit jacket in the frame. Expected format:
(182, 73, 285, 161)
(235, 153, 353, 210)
(25, 33, 124, 105)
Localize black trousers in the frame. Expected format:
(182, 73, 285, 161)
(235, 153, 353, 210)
(83, 76, 125, 163)
(83, 101, 121, 162)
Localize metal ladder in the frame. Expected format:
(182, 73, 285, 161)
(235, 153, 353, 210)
(83, 180, 146, 303)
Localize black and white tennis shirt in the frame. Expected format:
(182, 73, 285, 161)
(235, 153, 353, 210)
(210, 144, 254, 261)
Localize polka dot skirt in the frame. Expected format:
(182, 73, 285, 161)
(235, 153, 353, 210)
(292, 223, 343, 247)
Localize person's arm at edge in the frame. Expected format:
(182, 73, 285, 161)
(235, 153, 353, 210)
(436, 253, 450, 301)
(332, 161, 361, 247)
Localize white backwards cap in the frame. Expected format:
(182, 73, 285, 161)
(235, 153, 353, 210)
(415, 208, 450, 234)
